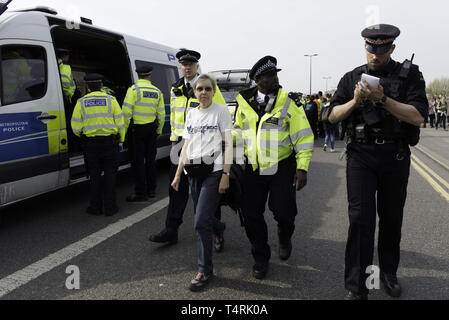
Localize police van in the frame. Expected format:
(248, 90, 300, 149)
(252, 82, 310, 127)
(209, 69, 253, 122)
(0, 5, 181, 207)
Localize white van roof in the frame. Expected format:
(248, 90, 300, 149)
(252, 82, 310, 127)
(0, 9, 178, 57)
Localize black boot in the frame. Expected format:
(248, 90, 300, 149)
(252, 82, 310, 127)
(380, 272, 402, 298)
(149, 228, 178, 244)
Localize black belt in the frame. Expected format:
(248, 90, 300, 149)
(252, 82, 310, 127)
(86, 135, 117, 142)
(353, 138, 398, 145)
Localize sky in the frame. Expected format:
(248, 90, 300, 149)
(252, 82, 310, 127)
(5, 0, 448, 94)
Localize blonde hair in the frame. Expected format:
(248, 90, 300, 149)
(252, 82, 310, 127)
(193, 73, 217, 91)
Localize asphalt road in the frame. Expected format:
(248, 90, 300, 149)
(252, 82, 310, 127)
(0, 134, 448, 301)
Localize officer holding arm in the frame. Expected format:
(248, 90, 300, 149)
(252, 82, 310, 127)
(234, 56, 314, 279)
(71, 73, 125, 216)
(329, 24, 428, 300)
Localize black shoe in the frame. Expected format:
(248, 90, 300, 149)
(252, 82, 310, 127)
(380, 272, 402, 298)
(105, 207, 118, 216)
(86, 206, 102, 216)
(126, 194, 148, 202)
(344, 291, 368, 300)
(189, 272, 213, 292)
(149, 228, 178, 244)
(214, 224, 225, 253)
(252, 262, 268, 279)
(279, 240, 292, 261)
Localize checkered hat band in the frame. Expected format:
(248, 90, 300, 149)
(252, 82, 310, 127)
(255, 60, 276, 77)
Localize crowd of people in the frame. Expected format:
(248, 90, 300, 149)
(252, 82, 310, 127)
(425, 94, 448, 130)
(303, 91, 342, 152)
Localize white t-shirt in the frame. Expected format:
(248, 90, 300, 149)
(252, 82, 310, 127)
(183, 102, 232, 172)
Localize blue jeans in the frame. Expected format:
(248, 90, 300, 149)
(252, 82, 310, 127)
(188, 170, 225, 275)
(324, 122, 336, 149)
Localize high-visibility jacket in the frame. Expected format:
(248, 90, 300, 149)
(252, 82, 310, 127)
(234, 87, 314, 172)
(169, 77, 226, 142)
(102, 86, 115, 96)
(58, 59, 76, 102)
(71, 91, 126, 143)
(122, 79, 165, 135)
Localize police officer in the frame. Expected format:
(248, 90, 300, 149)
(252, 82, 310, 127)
(71, 73, 126, 216)
(234, 56, 314, 279)
(123, 65, 165, 201)
(328, 24, 428, 300)
(149, 49, 227, 249)
(57, 48, 76, 104)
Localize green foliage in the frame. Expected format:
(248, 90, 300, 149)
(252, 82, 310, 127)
(427, 77, 449, 97)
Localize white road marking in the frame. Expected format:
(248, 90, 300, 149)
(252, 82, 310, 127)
(0, 197, 169, 298)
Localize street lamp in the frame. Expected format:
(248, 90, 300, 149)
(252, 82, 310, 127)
(304, 54, 318, 96)
(323, 76, 332, 94)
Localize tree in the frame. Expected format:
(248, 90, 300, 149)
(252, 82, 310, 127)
(426, 77, 449, 97)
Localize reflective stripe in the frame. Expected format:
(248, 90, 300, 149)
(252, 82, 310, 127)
(132, 111, 156, 117)
(135, 102, 158, 107)
(71, 117, 83, 123)
(174, 123, 184, 130)
(124, 113, 133, 119)
(290, 128, 313, 142)
(123, 102, 134, 109)
(279, 99, 291, 120)
(172, 107, 187, 113)
(114, 114, 124, 119)
(294, 143, 314, 152)
(72, 128, 82, 133)
(260, 124, 289, 132)
(83, 113, 113, 119)
(83, 124, 120, 130)
(242, 123, 250, 131)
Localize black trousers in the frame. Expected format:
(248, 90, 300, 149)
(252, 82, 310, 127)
(429, 114, 435, 128)
(132, 122, 158, 195)
(436, 113, 447, 130)
(241, 156, 298, 264)
(165, 140, 222, 233)
(84, 137, 119, 213)
(345, 143, 410, 295)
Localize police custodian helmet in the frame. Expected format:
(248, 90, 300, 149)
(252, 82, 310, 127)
(249, 55, 282, 81)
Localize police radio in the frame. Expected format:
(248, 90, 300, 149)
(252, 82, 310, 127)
(399, 53, 414, 79)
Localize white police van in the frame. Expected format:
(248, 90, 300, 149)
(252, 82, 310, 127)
(0, 5, 180, 207)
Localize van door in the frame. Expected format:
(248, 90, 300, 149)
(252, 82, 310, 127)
(0, 40, 68, 206)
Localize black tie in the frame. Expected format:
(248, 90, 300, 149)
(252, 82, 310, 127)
(186, 83, 193, 98)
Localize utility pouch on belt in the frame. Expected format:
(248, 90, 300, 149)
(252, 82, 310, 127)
(184, 154, 217, 177)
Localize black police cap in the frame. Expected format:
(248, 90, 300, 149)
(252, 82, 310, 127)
(56, 48, 70, 55)
(249, 55, 282, 80)
(361, 24, 400, 54)
(84, 73, 104, 83)
(136, 65, 153, 76)
(176, 49, 201, 63)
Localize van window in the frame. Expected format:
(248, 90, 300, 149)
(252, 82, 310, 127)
(0, 46, 47, 106)
(135, 60, 178, 104)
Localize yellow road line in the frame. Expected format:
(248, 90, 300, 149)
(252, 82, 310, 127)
(411, 154, 449, 191)
(411, 157, 449, 203)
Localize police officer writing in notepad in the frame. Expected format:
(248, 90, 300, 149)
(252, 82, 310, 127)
(123, 65, 165, 201)
(328, 24, 428, 300)
(71, 73, 126, 216)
